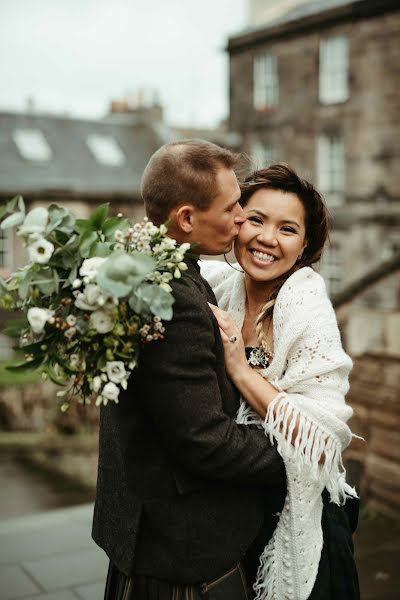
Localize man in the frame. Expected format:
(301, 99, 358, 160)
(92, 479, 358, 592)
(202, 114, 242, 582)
(93, 140, 286, 599)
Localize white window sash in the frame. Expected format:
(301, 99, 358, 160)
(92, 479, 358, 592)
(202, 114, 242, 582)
(319, 36, 349, 104)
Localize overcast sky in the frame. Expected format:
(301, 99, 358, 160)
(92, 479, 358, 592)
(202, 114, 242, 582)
(0, 0, 247, 127)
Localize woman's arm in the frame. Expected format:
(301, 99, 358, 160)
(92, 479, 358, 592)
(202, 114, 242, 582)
(209, 303, 296, 423)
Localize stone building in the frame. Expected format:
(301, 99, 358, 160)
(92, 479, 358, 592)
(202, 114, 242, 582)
(0, 108, 168, 275)
(227, 0, 400, 356)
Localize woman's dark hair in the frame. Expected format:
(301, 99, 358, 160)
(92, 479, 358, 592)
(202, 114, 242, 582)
(239, 163, 331, 352)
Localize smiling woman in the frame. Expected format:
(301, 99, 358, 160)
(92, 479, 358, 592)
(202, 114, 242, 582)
(201, 163, 359, 600)
(234, 188, 307, 288)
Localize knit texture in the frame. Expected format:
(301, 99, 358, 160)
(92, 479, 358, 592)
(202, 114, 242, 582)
(200, 261, 358, 600)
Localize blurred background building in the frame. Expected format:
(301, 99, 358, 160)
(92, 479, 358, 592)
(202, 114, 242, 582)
(0, 2, 399, 596)
(227, 0, 400, 522)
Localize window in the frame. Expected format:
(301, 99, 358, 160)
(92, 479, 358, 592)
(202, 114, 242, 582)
(0, 228, 12, 268)
(317, 134, 345, 206)
(253, 52, 278, 110)
(251, 140, 277, 169)
(321, 240, 342, 296)
(319, 35, 349, 104)
(13, 128, 52, 162)
(86, 134, 126, 167)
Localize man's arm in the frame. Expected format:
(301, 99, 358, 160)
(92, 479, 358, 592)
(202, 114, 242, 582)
(135, 280, 285, 486)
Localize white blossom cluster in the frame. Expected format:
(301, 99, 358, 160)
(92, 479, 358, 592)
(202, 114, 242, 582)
(91, 360, 130, 406)
(72, 257, 118, 335)
(113, 217, 159, 253)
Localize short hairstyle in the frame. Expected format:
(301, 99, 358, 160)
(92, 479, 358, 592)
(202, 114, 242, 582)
(240, 163, 331, 352)
(141, 139, 239, 225)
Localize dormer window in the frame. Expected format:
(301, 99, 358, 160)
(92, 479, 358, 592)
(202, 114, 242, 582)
(13, 128, 52, 162)
(86, 135, 126, 167)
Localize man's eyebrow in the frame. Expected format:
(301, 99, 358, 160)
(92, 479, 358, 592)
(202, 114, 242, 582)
(246, 209, 301, 228)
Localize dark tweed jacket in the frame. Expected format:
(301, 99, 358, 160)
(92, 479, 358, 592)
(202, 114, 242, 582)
(92, 259, 286, 583)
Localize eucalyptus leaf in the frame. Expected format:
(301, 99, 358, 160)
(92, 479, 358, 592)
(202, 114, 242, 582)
(134, 283, 174, 320)
(90, 241, 111, 258)
(33, 269, 58, 296)
(18, 207, 48, 236)
(96, 251, 156, 298)
(18, 275, 32, 300)
(1, 211, 25, 229)
(47, 204, 75, 234)
(17, 196, 25, 213)
(79, 230, 98, 258)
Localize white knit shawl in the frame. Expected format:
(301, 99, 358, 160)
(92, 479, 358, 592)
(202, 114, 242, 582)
(200, 261, 358, 600)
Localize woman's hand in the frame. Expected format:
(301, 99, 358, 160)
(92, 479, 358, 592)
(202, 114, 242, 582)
(208, 303, 251, 383)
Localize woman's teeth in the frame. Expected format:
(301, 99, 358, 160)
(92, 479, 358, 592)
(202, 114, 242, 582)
(251, 250, 276, 263)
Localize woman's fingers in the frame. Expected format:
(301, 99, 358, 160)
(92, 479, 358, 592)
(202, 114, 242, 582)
(208, 303, 234, 333)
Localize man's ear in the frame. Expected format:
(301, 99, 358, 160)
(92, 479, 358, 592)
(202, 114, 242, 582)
(175, 205, 195, 234)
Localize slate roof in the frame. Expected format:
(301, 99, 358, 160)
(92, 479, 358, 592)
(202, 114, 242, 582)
(0, 112, 165, 199)
(228, 0, 399, 49)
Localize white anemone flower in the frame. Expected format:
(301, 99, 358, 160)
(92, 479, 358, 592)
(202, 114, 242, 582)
(79, 257, 107, 281)
(27, 307, 53, 334)
(28, 238, 54, 264)
(106, 361, 127, 384)
(89, 310, 114, 333)
(102, 381, 120, 403)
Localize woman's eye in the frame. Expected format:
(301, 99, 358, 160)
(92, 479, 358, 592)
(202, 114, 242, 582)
(248, 216, 263, 224)
(281, 227, 296, 233)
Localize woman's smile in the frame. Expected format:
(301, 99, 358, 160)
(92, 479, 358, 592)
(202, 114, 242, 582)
(234, 188, 307, 283)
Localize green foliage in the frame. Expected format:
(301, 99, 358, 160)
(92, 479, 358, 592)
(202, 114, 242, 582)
(0, 359, 41, 386)
(0, 198, 190, 410)
(97, 251, 156, 298)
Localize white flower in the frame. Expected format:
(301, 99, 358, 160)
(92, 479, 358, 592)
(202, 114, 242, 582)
(114, 229, 125, 243)
(72, 278, 82, 289)
(75, 284, 109, 311)
(91, 375, 102, 393)
(179, 242, 191, 253)
(27, 307, 53, 334)
(70, 354, 79, 369)
(66, 315, 76, 327)
(79, 257, 107, 281)
(159, 224, 168, 235)
(64, 327, 76, 339)
(28, 238, 54, 264)
(102, 381, 120, 403)
(89, 310, 114, 333)
(106, 361, 127, 384)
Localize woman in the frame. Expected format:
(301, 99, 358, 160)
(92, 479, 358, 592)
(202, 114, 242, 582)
(201, 164, 360, 600)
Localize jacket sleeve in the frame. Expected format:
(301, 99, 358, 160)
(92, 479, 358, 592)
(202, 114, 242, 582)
(135, 279, 286, 486)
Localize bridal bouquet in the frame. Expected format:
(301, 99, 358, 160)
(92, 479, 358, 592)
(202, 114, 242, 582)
(0, 197, 190, 410)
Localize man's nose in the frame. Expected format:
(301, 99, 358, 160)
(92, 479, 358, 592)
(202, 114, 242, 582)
(233, 204, 246, 225)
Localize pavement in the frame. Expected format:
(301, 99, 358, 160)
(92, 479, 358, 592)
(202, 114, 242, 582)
(0, 502, 399, 600)
(0, 504, 107, 600)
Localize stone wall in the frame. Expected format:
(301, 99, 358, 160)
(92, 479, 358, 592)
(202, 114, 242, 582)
(0, 381, 99, 434)
(346, 353, 400, 518)
(229, 10, 400, 199)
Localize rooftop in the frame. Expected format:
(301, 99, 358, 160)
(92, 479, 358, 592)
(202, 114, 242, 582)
(0, 112, 164, 200)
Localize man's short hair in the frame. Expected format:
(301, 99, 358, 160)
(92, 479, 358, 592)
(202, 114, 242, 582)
(141, 139, 239, 225)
